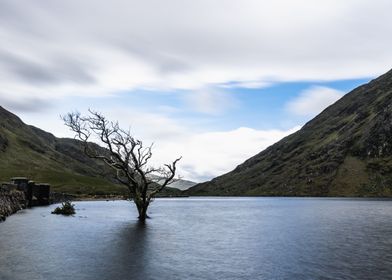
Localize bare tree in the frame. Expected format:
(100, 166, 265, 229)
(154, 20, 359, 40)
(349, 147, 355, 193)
(62, 110, 181, 221)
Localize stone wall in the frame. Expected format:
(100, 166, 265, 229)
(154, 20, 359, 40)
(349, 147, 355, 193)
(0, 188, 25, 222)
(0, 184, 75, 222)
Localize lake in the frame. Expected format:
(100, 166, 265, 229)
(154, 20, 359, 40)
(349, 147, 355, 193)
(0, 198, 391, 280)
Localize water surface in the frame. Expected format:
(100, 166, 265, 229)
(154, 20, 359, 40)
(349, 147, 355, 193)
(0, 198, 391, 280)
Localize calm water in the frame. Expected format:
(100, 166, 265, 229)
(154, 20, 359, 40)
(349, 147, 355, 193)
(0, 198, 391, 280)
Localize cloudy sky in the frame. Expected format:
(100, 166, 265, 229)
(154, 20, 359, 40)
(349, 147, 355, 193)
(1, 0, 392, 181)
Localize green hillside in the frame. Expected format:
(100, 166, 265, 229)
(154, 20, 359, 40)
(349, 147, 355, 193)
(0, 107, 128, 195)
(187, 69, 392, 197)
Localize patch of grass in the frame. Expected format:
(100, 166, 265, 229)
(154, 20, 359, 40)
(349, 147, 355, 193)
(52, 201, 76, 215)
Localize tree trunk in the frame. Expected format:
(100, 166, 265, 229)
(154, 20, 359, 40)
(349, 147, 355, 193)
(136, 201, 149, 221)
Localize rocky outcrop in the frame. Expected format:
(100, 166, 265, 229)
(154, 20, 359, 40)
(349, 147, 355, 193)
(0, 188, 25, 221)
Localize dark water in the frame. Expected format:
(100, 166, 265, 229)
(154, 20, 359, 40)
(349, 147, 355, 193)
(0, 198, 391, 280)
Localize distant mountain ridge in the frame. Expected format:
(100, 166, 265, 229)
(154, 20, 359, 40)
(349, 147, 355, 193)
(168, 179, 197, 191)
(187, 69, 392, 197)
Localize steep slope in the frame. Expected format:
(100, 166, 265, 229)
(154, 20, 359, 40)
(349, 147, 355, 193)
(0, 106, 126, 195)
(188, 69, 392, 197)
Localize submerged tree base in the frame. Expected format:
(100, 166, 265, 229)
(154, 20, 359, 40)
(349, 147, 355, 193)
(138, 215, 151, 222)
(52, 201, 76, 216)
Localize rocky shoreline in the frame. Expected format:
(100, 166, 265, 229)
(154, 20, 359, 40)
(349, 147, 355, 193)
(0, 188, 25, 222)
(0, 185, 76, 222)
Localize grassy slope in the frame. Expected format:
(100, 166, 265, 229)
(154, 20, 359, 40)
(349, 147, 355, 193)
(188, 69, 392, 197)
(0, 107, 124, 195)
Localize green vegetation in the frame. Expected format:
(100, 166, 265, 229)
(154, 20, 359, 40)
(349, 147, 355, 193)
(52, 201, 76, 215)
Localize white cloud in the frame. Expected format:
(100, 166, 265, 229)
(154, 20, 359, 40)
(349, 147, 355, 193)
(0, 0, 391, 108)
(2, 1, 391, 181)
(220, 81, 271, 89)
(151, 126, 301, 182)
(183, 87, 238, 115)
(286, 86, 344, 117)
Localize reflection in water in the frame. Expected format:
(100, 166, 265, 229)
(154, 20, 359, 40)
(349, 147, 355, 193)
(0, 198, 391, 280)
(99, 221, 151, 280)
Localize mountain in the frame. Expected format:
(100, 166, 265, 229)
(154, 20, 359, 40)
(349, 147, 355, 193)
(168, 179, 197, 191)
(149, 175, 196, 191)
(0, 106, 127, 195)
(187, 69, 392, 197)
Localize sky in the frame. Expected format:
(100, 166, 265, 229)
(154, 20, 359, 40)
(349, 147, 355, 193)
(0, 0, 391, 182)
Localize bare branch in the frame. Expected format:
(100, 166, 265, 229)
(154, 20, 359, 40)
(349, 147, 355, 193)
(147, 157, 182, 199)
(62, 110, 181, 221)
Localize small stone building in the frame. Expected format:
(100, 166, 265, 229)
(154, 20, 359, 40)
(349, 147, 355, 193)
(10, 177, 50, 207)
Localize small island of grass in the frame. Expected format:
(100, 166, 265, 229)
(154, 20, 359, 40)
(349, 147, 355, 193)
(51, 201, 76, 216)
